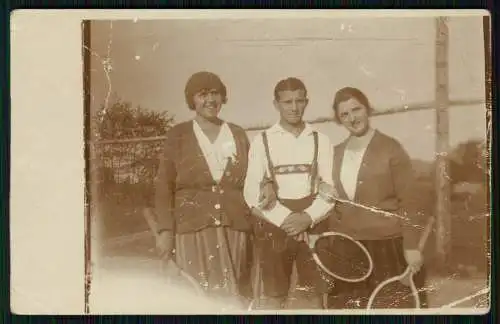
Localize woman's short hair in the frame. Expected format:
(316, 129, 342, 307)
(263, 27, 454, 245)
(332, 87, 374, 124)
(184, 71, 227, 110)
(274, 77, 308, 101)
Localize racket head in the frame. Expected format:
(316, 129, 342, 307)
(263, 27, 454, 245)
(311, 231, 374, 283)
(367, 269, 420, 309)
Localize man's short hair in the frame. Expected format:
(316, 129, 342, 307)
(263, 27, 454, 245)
(274, 77, 308, 101)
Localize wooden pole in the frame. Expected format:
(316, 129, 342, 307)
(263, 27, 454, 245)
(434, 16, 452, 268)
(482, 14, 492, 281)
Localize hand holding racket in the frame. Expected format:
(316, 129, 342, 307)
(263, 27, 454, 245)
(143, 208, 204, 297)
(281, 211, 314, 237)
(143, 208, 174, 258)
(366, 216, 435, 309)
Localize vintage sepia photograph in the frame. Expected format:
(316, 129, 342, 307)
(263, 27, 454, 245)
(83, 11, 491, 314)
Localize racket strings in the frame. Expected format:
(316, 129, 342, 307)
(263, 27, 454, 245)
(369, 282, 415, 308)
(316, 248, 370, 277)
(314, 237, 372, 281)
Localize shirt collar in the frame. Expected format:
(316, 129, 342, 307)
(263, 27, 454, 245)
(268, 121, 315, 137)
(192, 119, 231, 144)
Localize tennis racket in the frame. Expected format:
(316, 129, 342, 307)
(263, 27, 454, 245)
(366, 216, 435, 309)
(307, 231, 374, 283)
(143, 208, 204, 297)
(247, 231, 373, 311)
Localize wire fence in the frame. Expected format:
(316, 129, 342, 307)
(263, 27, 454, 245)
(91, 98, 486, 190)
(92, 138, 164, 238)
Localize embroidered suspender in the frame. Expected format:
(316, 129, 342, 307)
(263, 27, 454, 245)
(261, 130, 319, 197)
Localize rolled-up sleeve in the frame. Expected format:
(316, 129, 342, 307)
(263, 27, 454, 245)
(243, 134, 291, 227)
(154, 132, 177, 232)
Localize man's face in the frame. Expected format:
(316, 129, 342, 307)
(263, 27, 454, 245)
(274, 89, 309, 126)
(337, 97, 370, 137)
(192, 88, 223, 121)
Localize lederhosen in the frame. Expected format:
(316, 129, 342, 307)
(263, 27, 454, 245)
(253, 131, 330, 297)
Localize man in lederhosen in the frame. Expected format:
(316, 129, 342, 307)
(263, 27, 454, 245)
(244, 77, 336, 309)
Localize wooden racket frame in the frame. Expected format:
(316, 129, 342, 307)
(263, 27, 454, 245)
(308, 231, 374, 283)
(247, 231, 374, 311)
(366, 216, 435, 309)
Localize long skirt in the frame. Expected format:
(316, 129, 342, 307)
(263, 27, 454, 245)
(326, 237, 428, 309)
(174, 226, 252, 304)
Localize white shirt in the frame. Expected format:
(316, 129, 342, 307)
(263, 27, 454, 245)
(340, 128, 376, 200)
(193, 120, 237, 183)
(244, 122, 335, 227)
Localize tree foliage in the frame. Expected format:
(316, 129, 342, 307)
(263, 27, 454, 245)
(95, 98, 174, 140)
(93, 98, 175, 205)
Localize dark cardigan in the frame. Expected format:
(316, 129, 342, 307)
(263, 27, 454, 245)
(329, 130, 424, 249)
(154, 120, 252, 234)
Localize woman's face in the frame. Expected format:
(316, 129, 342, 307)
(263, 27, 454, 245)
(192, 88, 223, 121)
(337, 97, 371, 137)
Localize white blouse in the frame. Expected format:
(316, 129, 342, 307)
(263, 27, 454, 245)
(193, 120, 237, 183)
(340, 128, 376, 200)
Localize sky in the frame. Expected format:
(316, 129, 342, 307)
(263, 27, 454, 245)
(88, 15, 487, 161)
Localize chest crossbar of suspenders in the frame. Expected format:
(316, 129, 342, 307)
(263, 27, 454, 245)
(261, 131, 319, 200)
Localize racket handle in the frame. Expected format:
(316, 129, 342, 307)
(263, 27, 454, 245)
(417, 216, 435, 252)
(409, 275, 420, 309)
(367, 217, 435, 310)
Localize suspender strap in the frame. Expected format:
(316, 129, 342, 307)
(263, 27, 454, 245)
(310, 131, 319, 195)
(262, 130, 319, 197)
(262, 132, 279, 194)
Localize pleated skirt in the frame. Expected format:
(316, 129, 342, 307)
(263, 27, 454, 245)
(174, 226, 253, 302)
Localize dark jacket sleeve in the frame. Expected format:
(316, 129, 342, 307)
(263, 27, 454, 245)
(154, 130, 177, 232)
(389, 140, 424, 250)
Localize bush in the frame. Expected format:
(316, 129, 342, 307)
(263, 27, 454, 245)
(414, 140, 489, 275)
(93, 99, 174, 238)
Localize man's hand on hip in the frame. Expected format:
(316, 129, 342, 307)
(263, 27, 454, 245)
(258, 180, 277, 210)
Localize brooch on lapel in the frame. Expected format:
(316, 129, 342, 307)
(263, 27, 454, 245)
(221, 141, 238, 166)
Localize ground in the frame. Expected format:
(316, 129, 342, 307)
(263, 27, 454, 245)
(93, 230, 490, 312)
